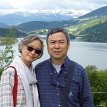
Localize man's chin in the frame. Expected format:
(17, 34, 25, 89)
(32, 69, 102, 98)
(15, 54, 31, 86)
(53, 56, 62, 59)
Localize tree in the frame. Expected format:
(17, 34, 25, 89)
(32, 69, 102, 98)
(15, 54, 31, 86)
(0, 27, 17, 76)
(86, 65, 107, 106)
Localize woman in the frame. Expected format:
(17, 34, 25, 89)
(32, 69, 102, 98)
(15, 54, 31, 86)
(0, 35, 43, 107)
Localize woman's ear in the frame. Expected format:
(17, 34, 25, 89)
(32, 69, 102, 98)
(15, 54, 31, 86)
(37, 51, 43, 59)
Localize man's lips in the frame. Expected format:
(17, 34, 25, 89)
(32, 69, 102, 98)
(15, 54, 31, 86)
(53, 51, 61, 54)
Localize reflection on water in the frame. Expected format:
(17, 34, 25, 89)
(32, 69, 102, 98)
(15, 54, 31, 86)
(1, 41, 107, 70)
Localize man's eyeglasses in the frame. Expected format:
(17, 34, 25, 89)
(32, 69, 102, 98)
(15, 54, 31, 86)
(27, 46, 42, 54)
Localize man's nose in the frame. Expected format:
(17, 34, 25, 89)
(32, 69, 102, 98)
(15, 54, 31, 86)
(54, 42, 60, 48)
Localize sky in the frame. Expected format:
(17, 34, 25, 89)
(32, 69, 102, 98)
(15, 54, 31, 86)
(0, 0, 107, 15)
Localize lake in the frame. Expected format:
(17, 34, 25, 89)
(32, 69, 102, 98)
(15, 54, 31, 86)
(0, 40, 107, 70)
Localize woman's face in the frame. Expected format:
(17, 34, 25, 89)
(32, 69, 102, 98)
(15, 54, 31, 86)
(21, 40, 42, 66)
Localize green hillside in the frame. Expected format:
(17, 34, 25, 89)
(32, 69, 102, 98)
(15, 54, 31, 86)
(65, 16, 107, 42)
(16, 20, 78, 33)
(66, 16, 107, 36)
(0, 28, 27, 37)
(80, 20, 107, 42)
(28, 16, 107, 42)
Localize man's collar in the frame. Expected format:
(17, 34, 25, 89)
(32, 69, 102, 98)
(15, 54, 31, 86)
(48, 56, 71, 70)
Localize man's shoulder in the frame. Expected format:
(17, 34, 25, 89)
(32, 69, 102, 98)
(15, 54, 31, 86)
(65, 57, 85, 74)
(35, 59, 49, 69)
(74, 61, 84, 70)
(72, 61, 89, 80)
(71, 60, 86, 74)
(65, 57, 86, 75)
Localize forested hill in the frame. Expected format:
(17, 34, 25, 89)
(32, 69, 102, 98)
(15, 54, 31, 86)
(0, 6, 107, 42)
(66, 16, 107, 42)
(80, 19, 107, 42)
(16, 19, 78, 33)
(0, 28, 27, 37)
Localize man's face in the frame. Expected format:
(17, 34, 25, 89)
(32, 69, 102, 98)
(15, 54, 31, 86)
(47, 32, 69, 62)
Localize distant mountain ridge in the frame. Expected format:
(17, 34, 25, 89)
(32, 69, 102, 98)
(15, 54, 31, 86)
(0, 9, 83, 25)
(16, 19, 78, 33)
(79, 6, 107, 19)
(0, 23, 9, 28)
(0, 6, 107, 26)
(16, 6, 107, 33)
(0, 6, 107, 42)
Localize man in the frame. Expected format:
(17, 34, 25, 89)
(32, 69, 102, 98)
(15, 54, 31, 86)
(35, 27, 94, 107)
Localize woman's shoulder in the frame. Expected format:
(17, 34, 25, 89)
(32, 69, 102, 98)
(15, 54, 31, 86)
(1, 67, 16, 84)
(3, 67, 15, 76)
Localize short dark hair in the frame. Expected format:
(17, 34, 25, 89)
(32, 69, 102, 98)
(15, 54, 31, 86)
(46, 27, 70, 44)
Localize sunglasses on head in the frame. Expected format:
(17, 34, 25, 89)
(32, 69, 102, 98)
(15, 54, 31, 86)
(27, 46, 42, 54)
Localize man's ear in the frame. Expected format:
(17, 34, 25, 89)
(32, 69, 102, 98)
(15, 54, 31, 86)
(68, 42, 70, 49)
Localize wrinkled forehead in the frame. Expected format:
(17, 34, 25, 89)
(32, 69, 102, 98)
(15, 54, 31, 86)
(48, 32, 67, 41)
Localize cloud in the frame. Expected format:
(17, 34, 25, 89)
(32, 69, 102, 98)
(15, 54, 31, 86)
(0, 0, 107, 14)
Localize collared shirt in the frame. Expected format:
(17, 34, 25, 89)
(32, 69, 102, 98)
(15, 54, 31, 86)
(35, 56, 94, 107)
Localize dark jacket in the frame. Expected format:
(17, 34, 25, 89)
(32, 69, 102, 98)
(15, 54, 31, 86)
(35, 56, 94, 107)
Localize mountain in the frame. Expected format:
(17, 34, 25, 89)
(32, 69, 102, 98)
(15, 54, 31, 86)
(15, 6, 107, 33)
(66, 15, 107, 42)
(0, 6, 107, 26)
(0, 23, 9, 28)
(0, 9, 83, 25)
(79, 6, 107, 19)
(16, 19, 78, 33)
(0, 6, 107, 42)
(81, 20, 107, 42)
(67, 16, 107, 35)
(0, 28, 27, 37)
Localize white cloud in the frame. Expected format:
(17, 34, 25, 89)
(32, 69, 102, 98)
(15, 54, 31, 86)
(0, 0, 107, 14)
